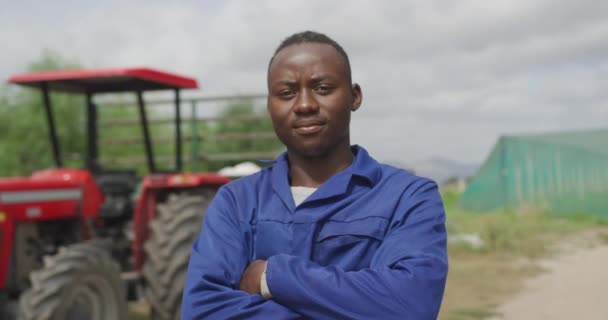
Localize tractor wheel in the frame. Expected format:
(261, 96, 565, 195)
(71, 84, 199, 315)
(18, 240, 127, 320)
(143, 190, 214, 320)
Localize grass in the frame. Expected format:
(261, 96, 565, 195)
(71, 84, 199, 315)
(438, 190, 608, 320)
(448, 308, 500, 320)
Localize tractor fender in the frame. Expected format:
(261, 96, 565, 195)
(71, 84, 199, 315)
(131, 173, 229, 271)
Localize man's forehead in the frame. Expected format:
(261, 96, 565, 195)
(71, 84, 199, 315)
(269, 43, 346, 73)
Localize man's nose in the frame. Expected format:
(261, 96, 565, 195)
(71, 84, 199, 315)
(293, 90, 319, 114)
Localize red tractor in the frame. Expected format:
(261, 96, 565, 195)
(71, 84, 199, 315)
(0, 68, 230, 319)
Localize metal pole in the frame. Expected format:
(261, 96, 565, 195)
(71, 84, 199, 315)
(190, 100, 199, 172)
(85, 93, 98, 171)
(41, 83, 62, 167)
(137, 91, 156, 173)
(174, 88, 182, 172)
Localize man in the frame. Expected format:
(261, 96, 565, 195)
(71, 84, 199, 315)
(182, 31, 448, 319)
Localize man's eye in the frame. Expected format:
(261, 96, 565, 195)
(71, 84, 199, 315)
(278, 90, 294, 98)
(316, 85, 333, 94)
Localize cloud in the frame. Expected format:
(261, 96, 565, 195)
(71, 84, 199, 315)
(1, 0, 606, 164)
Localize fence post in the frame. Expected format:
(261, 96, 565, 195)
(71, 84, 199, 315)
(190, 100, 199, 172)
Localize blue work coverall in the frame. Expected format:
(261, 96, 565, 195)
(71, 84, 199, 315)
(182, 146, 448, 319)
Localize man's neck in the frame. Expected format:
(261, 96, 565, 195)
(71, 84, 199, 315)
(287, 146, 354, 188)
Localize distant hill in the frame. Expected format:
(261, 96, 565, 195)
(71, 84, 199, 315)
(386, 157, 479, 184)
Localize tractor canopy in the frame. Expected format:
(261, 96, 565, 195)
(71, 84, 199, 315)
(8, 67, 198, 93)
(7, 67, 198, 173)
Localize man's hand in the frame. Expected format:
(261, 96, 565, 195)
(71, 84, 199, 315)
(240, 259, 267, 294)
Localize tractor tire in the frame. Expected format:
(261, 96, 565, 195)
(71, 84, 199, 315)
(18, 240, 127, 320)
(143, 190, 214, 320)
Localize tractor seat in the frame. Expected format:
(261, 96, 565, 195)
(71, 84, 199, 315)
(96, 170, 137, 220)
(95, 170, 137, 196)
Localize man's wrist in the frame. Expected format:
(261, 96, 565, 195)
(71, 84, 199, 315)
(260, 261, 273, 299)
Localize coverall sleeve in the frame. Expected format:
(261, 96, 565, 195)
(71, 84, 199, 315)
(265, 181, 448, 320)
(181, 187, 303, 319)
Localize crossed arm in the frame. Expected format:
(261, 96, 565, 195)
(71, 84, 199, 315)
(181, 183, 448, 319)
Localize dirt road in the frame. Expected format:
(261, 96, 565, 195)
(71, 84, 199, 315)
(493, 243, 608, 320)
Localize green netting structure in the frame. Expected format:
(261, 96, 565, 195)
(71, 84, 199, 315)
(461, 128, 608, 215)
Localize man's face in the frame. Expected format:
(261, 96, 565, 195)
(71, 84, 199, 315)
(267, 43, 362, 158)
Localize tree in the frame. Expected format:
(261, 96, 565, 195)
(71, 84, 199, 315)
(0, 51, 170, 176)
(0, 51, 84, 176)
(0, 52, 279, 177)
(195, 99, 282, 172)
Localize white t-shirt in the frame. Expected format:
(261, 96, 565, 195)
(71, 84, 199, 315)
(291, 186, 317, 206)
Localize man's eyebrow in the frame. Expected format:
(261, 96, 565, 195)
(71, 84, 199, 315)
(271, 80, 297, 86)
(270, 75, 337, 86)
(309, 74, 337, 83)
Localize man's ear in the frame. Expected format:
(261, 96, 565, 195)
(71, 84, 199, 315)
(351, 83, 362, 112)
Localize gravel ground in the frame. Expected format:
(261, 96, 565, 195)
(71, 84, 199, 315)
(491, 243, 608, 320)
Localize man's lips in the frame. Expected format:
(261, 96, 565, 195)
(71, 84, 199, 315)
(293, 119, 326, 135)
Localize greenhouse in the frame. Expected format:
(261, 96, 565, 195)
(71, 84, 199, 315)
(460, 128, 608, 215)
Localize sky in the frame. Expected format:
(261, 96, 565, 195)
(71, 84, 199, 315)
(1, 0, 607, 166)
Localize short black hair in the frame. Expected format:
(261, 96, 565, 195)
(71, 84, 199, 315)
(268, 31, 352, 83)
